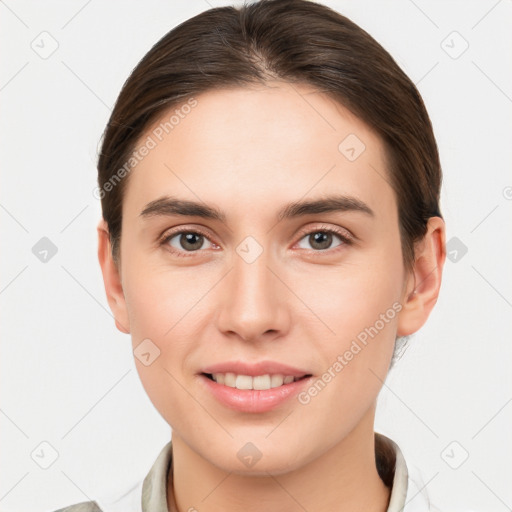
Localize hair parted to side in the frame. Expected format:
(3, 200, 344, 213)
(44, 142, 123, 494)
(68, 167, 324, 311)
(98, 0, 442, 276)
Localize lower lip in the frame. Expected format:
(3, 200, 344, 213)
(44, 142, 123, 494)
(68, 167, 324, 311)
(199, 374, 313, 413)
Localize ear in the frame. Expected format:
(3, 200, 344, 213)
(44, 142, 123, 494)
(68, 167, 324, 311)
(97, 219, 130, 334)
(396, 216, 446, 336)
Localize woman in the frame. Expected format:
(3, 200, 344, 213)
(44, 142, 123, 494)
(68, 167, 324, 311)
(56, 0, 446, 510)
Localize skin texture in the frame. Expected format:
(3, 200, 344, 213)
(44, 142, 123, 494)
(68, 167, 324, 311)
(97, 81, 446, 512)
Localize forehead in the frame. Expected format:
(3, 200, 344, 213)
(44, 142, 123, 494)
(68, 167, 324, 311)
(123, 82, 396, 225)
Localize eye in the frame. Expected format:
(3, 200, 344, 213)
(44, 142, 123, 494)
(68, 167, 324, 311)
(296, 225, 353, 252)
(161, 229, 217, 257)
(159, 225, 353, 258)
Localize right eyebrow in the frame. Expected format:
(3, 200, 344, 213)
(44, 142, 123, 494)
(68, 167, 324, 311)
(139, 197, 227, 223)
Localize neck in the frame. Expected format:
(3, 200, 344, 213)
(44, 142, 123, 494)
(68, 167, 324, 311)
(167, 408, 391, 512)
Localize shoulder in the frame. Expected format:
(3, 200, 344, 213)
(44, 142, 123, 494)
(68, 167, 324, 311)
(52, 500, 103, 512)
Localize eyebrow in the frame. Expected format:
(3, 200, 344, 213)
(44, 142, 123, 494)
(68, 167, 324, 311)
(139, 194, 375, 222)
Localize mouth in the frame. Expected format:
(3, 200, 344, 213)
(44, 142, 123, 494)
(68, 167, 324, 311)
(199, 370, 314, 413)
(198, 360, 314, 412)
(201, 372, 312, 391)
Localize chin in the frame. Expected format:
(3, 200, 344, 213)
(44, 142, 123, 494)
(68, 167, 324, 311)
(200, 436, 309, 476)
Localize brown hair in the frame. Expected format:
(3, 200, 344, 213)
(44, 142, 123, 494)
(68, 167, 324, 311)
(97, 0, 442, 275)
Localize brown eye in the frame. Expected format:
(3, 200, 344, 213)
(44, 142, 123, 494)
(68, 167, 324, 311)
(162, 230, 215, 256)
(296, 227, 352, 252)
(308, 232, 334, 250)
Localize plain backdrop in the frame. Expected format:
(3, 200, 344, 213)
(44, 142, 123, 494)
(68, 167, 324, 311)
(1, 1, 511, 511)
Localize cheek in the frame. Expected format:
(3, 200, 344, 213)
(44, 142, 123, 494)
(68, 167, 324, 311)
(122, 268, 200, 424)
(301, 259, 401, 344)
(295, 246, 403, 398)
(123, 264, 216, 370)
(123, 260, 192, 336)
(294, 265, 401, 435)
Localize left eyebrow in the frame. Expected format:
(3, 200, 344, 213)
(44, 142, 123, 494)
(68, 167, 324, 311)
(277, 194, 374, 221)
(139, 194, 375, 222)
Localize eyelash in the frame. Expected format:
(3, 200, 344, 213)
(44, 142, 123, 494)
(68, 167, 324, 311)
(159, 224, 353, 258)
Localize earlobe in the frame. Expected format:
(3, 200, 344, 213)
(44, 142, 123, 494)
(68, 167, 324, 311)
(396, 217, 446, 337)
(97, 219, 130, 334)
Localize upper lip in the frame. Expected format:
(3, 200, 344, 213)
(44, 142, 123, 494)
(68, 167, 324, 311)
(200, 360, 312, 378)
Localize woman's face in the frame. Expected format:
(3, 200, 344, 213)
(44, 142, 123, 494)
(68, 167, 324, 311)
(111, 81, 416, 473)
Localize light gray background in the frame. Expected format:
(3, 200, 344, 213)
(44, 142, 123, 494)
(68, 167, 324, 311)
(1, 1, 511, 511)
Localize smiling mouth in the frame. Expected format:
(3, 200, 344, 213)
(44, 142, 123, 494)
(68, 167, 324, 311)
(202, 372, 312, 391)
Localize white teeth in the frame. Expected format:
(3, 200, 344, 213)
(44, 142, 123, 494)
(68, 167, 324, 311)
(271, 374, 285, 388)
(235, 375, 253, 390)
(253, 375, 271, 390)
(224, 372, 236, 387)
(211, 373, 302, 390)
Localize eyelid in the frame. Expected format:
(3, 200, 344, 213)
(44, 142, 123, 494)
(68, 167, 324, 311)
(159, 222, 355, 257)
(295, 223, 354, 243)
(159, 224, 212, 242)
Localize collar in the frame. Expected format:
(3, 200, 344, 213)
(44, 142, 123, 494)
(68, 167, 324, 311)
(96, 433, 436, 512)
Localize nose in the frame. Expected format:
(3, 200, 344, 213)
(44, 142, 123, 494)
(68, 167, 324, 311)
(216, 243, 290, 343)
